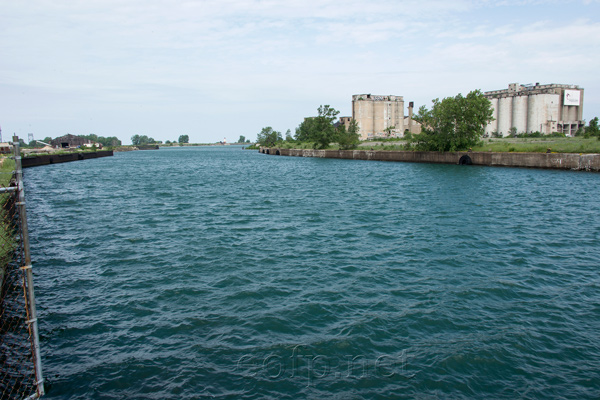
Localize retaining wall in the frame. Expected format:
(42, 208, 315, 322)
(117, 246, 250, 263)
(259, 148, 600, 172)
(22, 150, 114, 168)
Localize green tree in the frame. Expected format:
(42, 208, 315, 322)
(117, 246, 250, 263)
(383, 125, 396, 137)
(131, 135, 151, 145)
(312, 105, 340, 149)
(178, 135, 190, 144)
(238, 135, 246, 143)
(585, 117, 599, 137)
(257, 127, 282, 147)
(295, 117, 317, 142)
(337, 119, 360, 150)
(412, 90, 493, 152)
(81, 134, 121, 147)
(293, 105, 340, 149)
(285, 129, 293, 142)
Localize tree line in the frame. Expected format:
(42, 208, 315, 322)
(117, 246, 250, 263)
(30, 134, 122, 147)
(132, 134, 190, 145)
(78, 134, 122, 147)
(256, 105, 361, 150)
(254, 90, 498, 152)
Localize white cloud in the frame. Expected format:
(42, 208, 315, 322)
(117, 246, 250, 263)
(1, 0, 599, 142)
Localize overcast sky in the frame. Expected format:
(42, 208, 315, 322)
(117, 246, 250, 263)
(1, 0, 599, 144)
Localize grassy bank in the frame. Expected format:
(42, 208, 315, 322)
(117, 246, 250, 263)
(0, 157, 16, 289)
(23, 147, 110, 157)
(266, 137, 600, 154)
(472, 137, 600, 153)
(0, 157, 14, 187)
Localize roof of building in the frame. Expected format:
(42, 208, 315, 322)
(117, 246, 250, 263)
(484, 83, 582, 97)
(352, 94, 404, 101)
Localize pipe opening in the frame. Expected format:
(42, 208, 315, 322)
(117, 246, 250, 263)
(459, 155, 472, 165)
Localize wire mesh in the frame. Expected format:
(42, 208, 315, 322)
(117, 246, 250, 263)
(0, 152, 43, 399)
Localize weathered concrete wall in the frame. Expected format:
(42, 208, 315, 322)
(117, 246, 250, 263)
(497, 96, 513, 136)
(259, 147, 600, 172)
(352, 95, 404, 139)
(513, 95, 528, 134)
(485, 97, 499, 136)
(137, 145, 160, 150)
(22, 150, 114, 168)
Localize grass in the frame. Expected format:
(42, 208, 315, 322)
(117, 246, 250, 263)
(22, 148, 107, 158)
(265, 137, 600, 154)
(471, 137, 600, 154)
(0, 157, 16, 288)
(0, 157, 15, 187)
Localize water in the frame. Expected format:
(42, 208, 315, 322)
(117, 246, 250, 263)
(24, 146, 600, 399)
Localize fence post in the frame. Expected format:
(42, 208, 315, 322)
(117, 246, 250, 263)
(12, 136, 44, 397)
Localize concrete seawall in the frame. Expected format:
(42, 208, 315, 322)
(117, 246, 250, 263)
(22, 150, 114, 168)
(259, 148, 600, 172)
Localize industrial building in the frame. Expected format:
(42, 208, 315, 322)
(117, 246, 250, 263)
(343, 94, 420, 140)
(352, 94, 404, 139)
(0, 142, 13, 154)
(51, 134, 95, 148)
(484, 83, 584, 137)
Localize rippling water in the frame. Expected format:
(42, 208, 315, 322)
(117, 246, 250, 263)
(24, 146, 600, 399)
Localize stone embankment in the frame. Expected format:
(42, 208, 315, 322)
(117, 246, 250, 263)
(259, 148, 600, 172)
(136, 145, 160, 150)
(22, 150, 114, 168)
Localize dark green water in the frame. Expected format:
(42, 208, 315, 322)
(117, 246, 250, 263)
(25, 146, 600, 399)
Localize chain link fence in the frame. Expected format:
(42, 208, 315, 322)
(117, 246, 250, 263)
(0, 138, 44, 399)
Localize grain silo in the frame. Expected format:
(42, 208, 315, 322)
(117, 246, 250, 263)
(484, 83, 584, 136)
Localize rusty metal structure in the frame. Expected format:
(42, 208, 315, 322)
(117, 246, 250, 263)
(0, 136, 44, 399)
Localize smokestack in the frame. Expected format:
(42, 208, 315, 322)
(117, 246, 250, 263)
(408, 102, 414, 134)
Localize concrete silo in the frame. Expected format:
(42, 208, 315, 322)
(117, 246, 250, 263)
(497, 96, 513, 136)
(512, 95, 528, 134)
(485, 97, 499, 136)
(352, 94, 404, 140)
(485, 83, 584, 136)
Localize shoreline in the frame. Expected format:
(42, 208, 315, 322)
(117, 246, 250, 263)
(22, 150, 114, 168)
(260, 147, 600, 172)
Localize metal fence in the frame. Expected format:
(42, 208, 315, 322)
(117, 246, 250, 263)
(0, 137, 44, 399)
